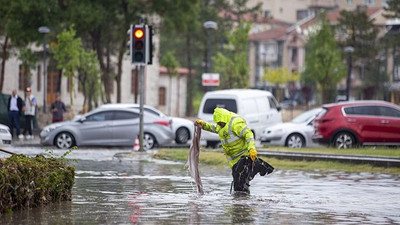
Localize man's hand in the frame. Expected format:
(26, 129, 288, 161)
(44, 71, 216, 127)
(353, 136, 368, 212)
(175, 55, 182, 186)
(249, 148, 258, 161)
(196, 119, 204, 127)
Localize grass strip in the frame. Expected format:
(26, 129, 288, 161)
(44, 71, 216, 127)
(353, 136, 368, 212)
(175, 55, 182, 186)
(153, 148, 400, 175)
(260, 146, 400, 158)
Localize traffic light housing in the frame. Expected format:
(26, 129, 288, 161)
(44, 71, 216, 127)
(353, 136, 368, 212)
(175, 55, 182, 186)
(130, 24, 152, 65)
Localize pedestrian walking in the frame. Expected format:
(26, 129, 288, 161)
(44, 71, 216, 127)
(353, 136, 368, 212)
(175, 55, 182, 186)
(196, 107, 274, 194)
(22, 87, 36, 139)
(51, 93, 67, 123)
(7, 89, 24, 139)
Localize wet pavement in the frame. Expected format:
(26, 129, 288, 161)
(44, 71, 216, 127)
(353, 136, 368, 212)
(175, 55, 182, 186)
(1, 147, 400, 224)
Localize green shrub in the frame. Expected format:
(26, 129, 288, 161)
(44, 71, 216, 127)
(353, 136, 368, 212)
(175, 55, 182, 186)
(0, 154, 75, 213)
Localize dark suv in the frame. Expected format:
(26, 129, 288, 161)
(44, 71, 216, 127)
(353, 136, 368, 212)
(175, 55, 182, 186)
(312, 100, 400, 148)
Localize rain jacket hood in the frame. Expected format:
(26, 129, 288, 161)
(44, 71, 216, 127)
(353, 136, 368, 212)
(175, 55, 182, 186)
(213, 107, 233, 124)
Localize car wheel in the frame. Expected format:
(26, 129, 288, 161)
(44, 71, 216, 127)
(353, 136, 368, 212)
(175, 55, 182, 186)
(55, 132, 75, 149)
(143, 133, 157, 150)
(286, 133, 305, 148)
(333, 132, 355, 149)
(175, 127, 190, 144)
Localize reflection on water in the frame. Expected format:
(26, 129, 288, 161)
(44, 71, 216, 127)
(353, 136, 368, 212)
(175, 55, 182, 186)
(1, 149, 400, 224)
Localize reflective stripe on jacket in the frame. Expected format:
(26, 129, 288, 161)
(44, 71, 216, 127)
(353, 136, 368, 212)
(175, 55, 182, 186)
(202, 107, 256, 167)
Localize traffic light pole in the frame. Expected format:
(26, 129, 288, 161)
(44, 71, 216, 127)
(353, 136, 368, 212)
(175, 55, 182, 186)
(139, 65, 145, 151)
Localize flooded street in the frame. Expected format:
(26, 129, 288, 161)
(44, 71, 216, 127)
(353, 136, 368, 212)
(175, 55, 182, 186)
(1, 147, 400, 224)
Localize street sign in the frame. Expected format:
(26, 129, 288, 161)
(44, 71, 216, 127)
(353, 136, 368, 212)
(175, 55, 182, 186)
(202, 73, 220, 86)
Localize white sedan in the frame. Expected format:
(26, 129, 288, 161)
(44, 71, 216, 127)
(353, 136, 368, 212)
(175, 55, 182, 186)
(260, 108, 322, 148)
(0, 123, 12, 146)
(100, 104, 194, 144)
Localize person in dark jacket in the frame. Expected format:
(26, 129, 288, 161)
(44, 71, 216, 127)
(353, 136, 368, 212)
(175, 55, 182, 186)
(7, 89, 24, 138)
(51, 93, 67, 123)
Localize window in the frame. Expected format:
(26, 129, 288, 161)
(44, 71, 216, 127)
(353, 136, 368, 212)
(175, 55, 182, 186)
(363, 0, 376, 6)
(268, 96, 278, 110)
(18, 65, 27, 91)
(264, 10, 271, 18)
(86, 111, 113, 121)
(37, 65, 41, 91)
(394, 58, 400, 81)
(346, 0, 353, 5)
(159, 87, 166, 106)
(378, 106, 400, 118)
(114, 111, 139, 120)
(291, 48, 298, 63)
(144, 108, 161, 117)
(344, 106, 378, 116)
(202, 99, 237, 114)
(296, 9, 309, 21)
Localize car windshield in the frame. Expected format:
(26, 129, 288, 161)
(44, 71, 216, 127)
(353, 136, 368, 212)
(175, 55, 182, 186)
(291, 108, 322, 123)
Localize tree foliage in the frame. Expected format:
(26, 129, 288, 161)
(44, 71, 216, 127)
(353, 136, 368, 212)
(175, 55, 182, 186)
(213, 21, 251, 89)
(51, 26, 81, 107)
(336, 8, 378, 62)
(383, 0, 400, 18)
(302, 16, 345, 104)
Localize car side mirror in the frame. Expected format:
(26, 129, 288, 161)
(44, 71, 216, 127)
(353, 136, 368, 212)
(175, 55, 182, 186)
(79, 117, 86, 123)
(277, 106, 282, 112)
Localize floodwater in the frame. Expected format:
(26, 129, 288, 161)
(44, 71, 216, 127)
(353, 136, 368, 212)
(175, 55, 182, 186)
(1, 147, 400, 224)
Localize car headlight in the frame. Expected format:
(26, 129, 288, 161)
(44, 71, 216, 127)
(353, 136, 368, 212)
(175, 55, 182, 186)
(43, 124, 62, 133)
(0, 128, 9, 134)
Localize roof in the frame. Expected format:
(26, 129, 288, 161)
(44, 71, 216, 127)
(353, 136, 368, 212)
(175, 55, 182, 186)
(218, 9, 289, 25)
(323, 100, 398, 108)
(159, 67, 195, 76)
(249, 25, 289, 41)
(287, 6, 382, 35)
(205, 89, 273, 98)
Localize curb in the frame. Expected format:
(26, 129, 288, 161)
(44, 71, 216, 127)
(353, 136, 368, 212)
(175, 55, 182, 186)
(259, 150, 400, 168)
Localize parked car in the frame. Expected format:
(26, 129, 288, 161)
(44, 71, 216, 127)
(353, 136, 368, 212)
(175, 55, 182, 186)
(40, 107, 174, 149)
(313, 100, 400, 148)
(100, 103, 194, 144)
(261, 108, 322, 148)
(197, 89, 282, 147)
(0, 123, 12, 146)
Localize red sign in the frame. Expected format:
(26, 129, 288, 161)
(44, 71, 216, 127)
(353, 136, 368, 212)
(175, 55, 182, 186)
(202, 73, 220, 86)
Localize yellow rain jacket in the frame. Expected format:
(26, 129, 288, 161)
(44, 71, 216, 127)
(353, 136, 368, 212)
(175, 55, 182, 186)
(202, 107, 256, 167)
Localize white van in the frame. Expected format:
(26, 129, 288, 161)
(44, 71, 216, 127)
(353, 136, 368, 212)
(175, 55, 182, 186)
(198, 89, 282, 147)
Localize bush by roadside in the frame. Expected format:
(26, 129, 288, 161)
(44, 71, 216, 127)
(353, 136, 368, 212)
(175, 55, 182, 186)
(0, 154, 75, 214)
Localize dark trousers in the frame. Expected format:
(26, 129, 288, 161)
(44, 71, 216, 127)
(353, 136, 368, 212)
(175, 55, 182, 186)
(8, 111, 20, 137)
(231, 156, 275, 193)
(23, 115, 34, 136)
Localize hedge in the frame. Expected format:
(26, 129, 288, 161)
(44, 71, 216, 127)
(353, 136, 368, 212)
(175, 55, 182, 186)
(0, 154, 75, 213)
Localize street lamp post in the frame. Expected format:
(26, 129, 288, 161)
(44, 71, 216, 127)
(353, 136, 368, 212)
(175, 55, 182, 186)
(203, 21, 218, 73)
(38, 26, 50, 113)
(344, 46, 354, 101)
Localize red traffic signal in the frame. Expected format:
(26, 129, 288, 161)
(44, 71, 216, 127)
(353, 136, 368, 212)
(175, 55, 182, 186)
(129, 24, 152, 65)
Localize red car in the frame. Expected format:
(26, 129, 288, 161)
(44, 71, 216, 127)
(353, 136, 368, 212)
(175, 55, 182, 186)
(312, 100, 400, 148)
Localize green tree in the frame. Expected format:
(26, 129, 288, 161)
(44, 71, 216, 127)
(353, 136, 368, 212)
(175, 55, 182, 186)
(18, 48, 37, 92)
(51, 26, 82, 109)
(383, 0, 400, 18)
(337, 8, 378, 64)
(213, 21, 251, 89)
(160, 51, 180, 115)
(302, 17, 346, 104)
(262, 67, 299, 101)
(156, 0, 201, 116)
(77, 49, 102, 112)
(0, 0, 63, 92)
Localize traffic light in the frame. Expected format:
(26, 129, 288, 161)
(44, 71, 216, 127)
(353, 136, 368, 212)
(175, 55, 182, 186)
(130, 24, 149, 65)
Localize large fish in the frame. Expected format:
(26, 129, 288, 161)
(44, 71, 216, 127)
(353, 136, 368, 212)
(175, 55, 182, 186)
(187, 123, 204, 194)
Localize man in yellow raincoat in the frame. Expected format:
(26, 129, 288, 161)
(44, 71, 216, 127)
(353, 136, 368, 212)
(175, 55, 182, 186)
(196, 107, 274, 193)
